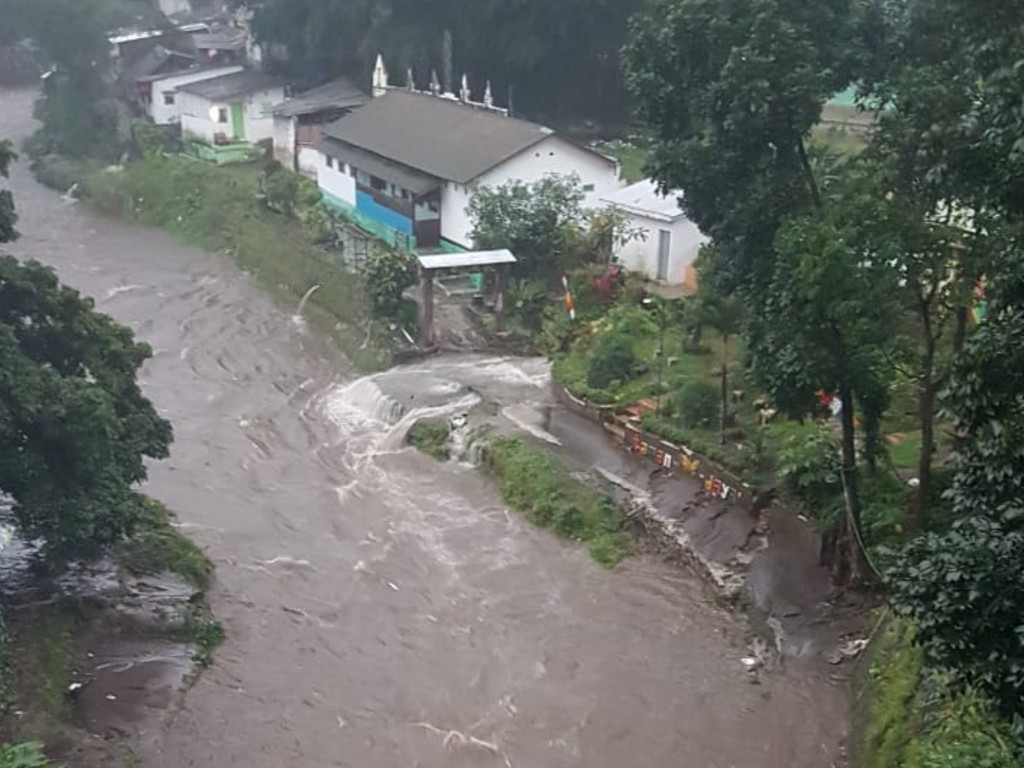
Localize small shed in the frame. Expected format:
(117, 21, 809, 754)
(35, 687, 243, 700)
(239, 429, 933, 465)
(600, 179, 707, 291)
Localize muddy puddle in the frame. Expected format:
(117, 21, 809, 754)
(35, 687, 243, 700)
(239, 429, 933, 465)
(1, 527, 197, 751)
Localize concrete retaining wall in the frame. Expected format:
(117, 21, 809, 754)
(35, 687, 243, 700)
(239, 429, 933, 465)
(553, 383, 753, 507)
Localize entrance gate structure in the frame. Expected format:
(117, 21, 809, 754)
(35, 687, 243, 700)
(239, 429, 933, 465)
(416, 249, 517, 350)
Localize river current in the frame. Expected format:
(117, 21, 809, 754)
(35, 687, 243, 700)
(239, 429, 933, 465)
(0, 87, 843, 768)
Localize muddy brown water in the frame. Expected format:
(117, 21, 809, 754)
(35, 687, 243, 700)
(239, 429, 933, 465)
(0, 88, 845, 767)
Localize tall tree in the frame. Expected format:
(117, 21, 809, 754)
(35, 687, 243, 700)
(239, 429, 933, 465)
(0, 140, 16, 243)
(1, 136, 172, 563)
(623, 0, 881, 582)
(245, 0, 640, 126)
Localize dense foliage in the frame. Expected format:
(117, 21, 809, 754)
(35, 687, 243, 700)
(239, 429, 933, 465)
(362, 249, 418, 320)
(244, 0, 640, 127)
(626, 0, 1024, 734)
(0, 141, 15, 243)
(468, 175, 587, 283)
(0, 136, 172, 563)
(858, 620, 1020, 768)
(0, 256, 172, 561)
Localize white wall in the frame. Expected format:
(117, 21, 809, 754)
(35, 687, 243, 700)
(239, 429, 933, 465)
(150, 66, 243, 125)
(179, 91, 219, 142)
(158, 0, 191, 16)
(297, 146, 320, 179)
(313, 150, 357, 206)
(439, 134, 623, 248)
(439, 182, 474, 246)
(242, 87, 284, 143)
(272, 115, 296, 168)
(179, 86, 284, 144)
(614, 212, 707, 286)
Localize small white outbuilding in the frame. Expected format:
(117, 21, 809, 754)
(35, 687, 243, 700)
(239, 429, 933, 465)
(600, 179, 707, 290)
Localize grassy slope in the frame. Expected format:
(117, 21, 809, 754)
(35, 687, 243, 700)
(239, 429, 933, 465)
(484, 437, 634, 567)
(83, 156, 390, 371)
(851, 619, 1021, 768)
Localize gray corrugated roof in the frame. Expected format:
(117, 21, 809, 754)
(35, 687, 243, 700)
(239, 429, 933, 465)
(317, 136, 439, 196)
(273, 78, 369, 118)
(122, 46, 194, 84)
(177, 69, 283, 101)
(322, 90, 558, 184)
(600, 179, 686, 221)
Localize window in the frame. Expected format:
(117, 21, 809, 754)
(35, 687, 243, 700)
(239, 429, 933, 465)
(326, 156, 334, 169)
(582, 183, 595, 192)
(370, 175, 387, 192)
(163, 92, 175, 106)
(217, 107, 229, 123)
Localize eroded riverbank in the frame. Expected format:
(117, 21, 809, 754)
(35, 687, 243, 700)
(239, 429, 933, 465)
(2, 86, 847, 767)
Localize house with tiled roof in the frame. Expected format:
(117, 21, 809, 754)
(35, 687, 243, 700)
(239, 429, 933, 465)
(312, 56, 622, 252)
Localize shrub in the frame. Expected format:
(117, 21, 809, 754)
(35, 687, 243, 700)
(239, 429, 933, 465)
(856, 620, 1021, 768)
(116, 498, 212, 591)
(675, 380, 719, 428)
(363, 249, 418, 319)
(0, 742, 50, 768)
(406, 418, 450, 461)
(777, 426, 843, 517)
(587, 331, 635, 389)
(483, 438, 633, 566)
(885, 517, 1024, 722)
(507, 279, 550, 332)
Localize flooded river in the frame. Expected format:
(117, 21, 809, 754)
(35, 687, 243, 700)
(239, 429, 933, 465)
(0, 88, 844, 767)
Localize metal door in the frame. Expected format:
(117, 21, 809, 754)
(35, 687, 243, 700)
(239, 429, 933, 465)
(657, 229, 671, 281)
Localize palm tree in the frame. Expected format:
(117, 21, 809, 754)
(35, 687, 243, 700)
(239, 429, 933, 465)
(692, 292, 744, 444)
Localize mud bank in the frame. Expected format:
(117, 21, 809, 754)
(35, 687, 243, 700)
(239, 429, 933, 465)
(0, 531, 213, 767)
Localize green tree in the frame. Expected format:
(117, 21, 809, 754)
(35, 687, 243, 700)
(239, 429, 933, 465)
(0, 140, 15, 243)
(623, 0, 886, 582)
(363, 248, 418, 320)
(246, 0, 640, 126)
(0, 251, 172, 562)
(874, 0, 1024, 722)
(468, 175, 586, 283)
(20, 0, 127, 164)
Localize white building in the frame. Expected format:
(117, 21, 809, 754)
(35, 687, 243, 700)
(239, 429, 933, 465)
(177, 69, 285, 145)
(144, 65, 244, 124)
(600, 179, 707, 289)
(271, 78, 368, 176)
(312, 56, 621, 252)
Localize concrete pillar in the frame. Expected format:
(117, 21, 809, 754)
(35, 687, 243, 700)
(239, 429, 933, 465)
(420, 268, 436, 349)
(494, 264, 507, 333)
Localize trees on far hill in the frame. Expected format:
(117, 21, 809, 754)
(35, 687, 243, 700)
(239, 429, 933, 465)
(244, 0, 641, 127)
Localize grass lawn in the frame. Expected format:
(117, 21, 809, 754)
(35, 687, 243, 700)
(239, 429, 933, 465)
(600, 141, 651, 184)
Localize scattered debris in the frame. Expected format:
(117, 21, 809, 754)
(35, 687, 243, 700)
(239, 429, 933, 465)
(826, 637, 869, 665)
(413, 722, 510, 765)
